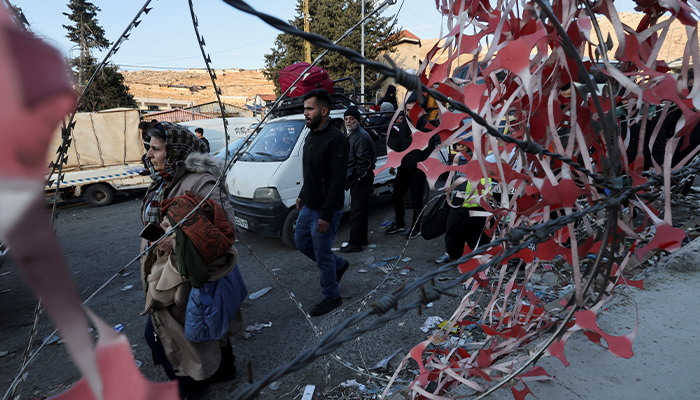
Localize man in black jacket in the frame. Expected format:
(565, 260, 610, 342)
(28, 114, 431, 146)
(295, 89, 350, 316)
(385, 93, 441, 238)
(340, 106, 376, 253)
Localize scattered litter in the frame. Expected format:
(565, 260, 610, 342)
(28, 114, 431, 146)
(0, 271, 11, 277)
(43, 334, 61, 345)
(0, 351, 8, 358)
(371, 348, 404, 370)
(242, 332, 253, 340)
(375, 261, 387, 267)
(301, 385, 315, 400)
(121, 272, 132, 277)
(331, 247, 340, 251)
(271, 268, 281, 272)
(420, 316, 444, 333)
(366, 244, 378, 248)
(380, 220, 394, 227)
(269, 381, 281, 391)
(0, 289, 10, 294)
(401, 257, 411, 262)
(341, 242, 349, 247)
(383, 256, 400, 262)
(245, 322, 273, 332)
(113, 324, 125, 333)
(120, 285, 133, 292)
(358, 269, 367, 273)
(249, 287, 272, 300)
(368, 264, 377, 269)
(424, 302, 434, 308)
(364, 256, 375, 265)
(340, 379, 367, 392)
(399, 270, 408, 275)
(437, 320, 460, 334)
(404, 266, 414, 271)
(370, 231, 374, 234)
(542, 264, 553, 271)
(134, 360, 142, 369)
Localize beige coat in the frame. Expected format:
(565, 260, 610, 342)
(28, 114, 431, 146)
(140, 153, 241, 381)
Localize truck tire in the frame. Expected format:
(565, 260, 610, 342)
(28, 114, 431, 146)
(281, 208, 300, 249)
(84, 184, 114, 207)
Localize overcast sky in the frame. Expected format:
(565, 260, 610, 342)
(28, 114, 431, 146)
(13, 0, 640, 71)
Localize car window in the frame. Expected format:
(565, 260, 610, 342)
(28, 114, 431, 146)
(242, 120, 306, 162)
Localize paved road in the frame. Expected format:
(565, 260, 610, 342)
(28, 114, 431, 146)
(3, 191, 698, 400)
(0, 190, 464, 399)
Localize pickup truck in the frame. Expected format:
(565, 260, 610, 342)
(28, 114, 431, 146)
(45, 108, 151, 207)
(225, 109, 395, 248)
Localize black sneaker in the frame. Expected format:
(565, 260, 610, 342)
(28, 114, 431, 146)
(340, 244, 362, 253)
(385, 223, 406, 234)
(337, 259, 350, 283)
(406, 228, 421, 240)
(309, 297, 342, 316)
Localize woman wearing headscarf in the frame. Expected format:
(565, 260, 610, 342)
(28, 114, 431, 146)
(140, 123, 247, 400)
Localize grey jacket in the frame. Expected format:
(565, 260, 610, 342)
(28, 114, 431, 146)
(347, 126, 376, 184)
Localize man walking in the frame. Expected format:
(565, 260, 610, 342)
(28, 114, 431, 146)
(295, 89, 350, 316)
(340, 106, 376, 253)
(194, 127, 210, 153)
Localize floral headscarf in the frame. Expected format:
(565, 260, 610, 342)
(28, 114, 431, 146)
(143, 122, 208, 225)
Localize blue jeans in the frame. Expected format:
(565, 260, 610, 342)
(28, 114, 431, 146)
(295, 206, 346, 300)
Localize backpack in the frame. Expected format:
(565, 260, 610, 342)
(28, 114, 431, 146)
(421, 193, 450, 240)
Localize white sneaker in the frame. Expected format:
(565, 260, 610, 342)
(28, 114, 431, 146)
(435, 252, 452, 264)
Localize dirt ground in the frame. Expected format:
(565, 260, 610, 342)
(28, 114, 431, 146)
(1, 189, 700, 400)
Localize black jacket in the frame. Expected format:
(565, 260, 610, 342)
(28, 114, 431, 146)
(299, 121, 350, 221)
(388, 117, 441, 170)
(347, 126, 376, 184)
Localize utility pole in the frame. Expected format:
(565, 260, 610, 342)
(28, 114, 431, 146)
(361, 0, 365, 98)
(303, 0, 311, 63)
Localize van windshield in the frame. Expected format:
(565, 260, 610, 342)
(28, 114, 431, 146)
(240, 120, 306, 162)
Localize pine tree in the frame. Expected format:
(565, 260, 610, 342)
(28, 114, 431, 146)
(63, 0, 135, 112)
(263, 0, 400, 98)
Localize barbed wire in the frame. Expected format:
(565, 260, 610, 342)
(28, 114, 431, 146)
(221, 0, 626, 192)
(213, 1, 700, 398)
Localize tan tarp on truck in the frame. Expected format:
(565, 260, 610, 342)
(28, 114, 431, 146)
(49, 108, 143, 172)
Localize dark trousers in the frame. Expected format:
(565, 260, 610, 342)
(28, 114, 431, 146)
(392, 167, 426, 229)
(348, 172, 374, 246)
(145, 316, 178, 380)
(445, 206, 490, 260)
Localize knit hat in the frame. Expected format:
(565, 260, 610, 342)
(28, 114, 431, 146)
(344, 106, 361, 121)
(386, 85, 396, 95)
(407, 91, 419, 104)
(380, 102, 394, 112)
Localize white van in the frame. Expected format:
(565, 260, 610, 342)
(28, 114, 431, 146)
(180, 117, 260, 153)
(226, 110, 394, 248)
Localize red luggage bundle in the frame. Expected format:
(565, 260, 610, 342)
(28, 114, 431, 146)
(279, 62, 334, 97)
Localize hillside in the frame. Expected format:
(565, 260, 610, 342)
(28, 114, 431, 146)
(122, 68, 275, 106)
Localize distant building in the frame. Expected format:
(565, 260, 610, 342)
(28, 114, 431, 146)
(184, 101, 253, 117)
(143, 108, 214, 123)
(247, 94, 277, 117)
(133, 97, 192, 112)
(377, 30, 422, 103)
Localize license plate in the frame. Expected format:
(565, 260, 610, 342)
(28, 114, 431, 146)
(235, 217, 249, 229)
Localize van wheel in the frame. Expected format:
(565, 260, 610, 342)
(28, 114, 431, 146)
(84, 184, 114, 207)
(281, 208, 300, 249)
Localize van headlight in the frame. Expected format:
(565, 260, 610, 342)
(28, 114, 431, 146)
(253, 187, 282, 203)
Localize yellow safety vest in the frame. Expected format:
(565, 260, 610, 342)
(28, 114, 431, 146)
(462, 178, 492, 208)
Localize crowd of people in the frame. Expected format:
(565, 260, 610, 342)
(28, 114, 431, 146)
(135, 86, 492, 399)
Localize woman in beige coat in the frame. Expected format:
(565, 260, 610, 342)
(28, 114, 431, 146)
(140, 123, 245, 400)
